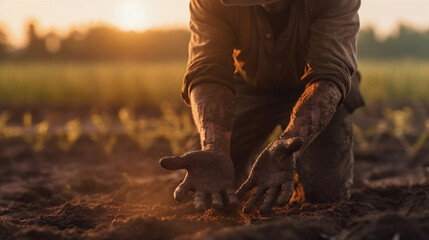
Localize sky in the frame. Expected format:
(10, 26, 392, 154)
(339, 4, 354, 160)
(1, 0, 429, 48)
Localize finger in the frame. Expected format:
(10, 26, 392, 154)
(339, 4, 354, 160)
(211, 192, 223, 210)
(194, 191, 207, 212)
(244, 187, 267, 213)
(236, 178, 256, 199)
(159, 156, 189, 170)
(260, 186, 280, 214)
(226, 189, 240, 207)
(285, 137, 303, 153)
(174, 180, 192, 202)
(276, 182, 294, 207)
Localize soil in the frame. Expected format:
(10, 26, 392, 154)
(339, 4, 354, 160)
(0, 113, 429, 240)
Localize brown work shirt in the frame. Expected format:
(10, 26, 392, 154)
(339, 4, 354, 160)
(182, 0, 364, 111)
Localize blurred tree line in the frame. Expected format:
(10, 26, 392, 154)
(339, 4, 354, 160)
(0, 23, 190, 61)
(359, 25, 429, 59)
(0, 28, 9, 60)
(0, 23, 429, 61)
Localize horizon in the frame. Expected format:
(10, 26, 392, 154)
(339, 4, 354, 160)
(1, 0, 429, 48)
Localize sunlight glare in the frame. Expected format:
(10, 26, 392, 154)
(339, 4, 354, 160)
(114, 2, 149, 31)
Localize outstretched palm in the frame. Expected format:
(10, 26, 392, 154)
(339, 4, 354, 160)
(160, 150, 239, 211)
(237, 137, 303, 214)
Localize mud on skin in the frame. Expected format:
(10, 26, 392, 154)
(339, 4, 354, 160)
(191, 82, 235, 152)
(163, 80, 344, 213)
(237, 81, 343, 213)
(285, 80, 342, 152)
(160, 83, 239, 211)
(237, 138, 303, 214)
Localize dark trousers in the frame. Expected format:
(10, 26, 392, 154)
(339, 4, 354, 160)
(230, 80, 354, 203)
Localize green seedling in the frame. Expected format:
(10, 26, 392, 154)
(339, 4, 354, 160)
(382, 107, 429, 158)
(353, 107, 429, 159)
(409, 119, 429, 158)
(56, 119, 82, 152)
(0, 111, 10, 140)
(22, 112, 50, 152)
(353, 124, 371, 152)
(119, 105, 195, 155)
(156, 103, 195, 156)
(118, 107, 159, 151)
(90, 113, 117, 155)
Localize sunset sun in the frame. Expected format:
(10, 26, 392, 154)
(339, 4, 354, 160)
(114, 2, 150, 31)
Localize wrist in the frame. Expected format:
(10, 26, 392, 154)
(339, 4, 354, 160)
(279, 129, 300, 143)
(307, 81, 342, 107)
(276, 134, 305, 158)
(202, 143, 230, 155)
(199, 121, 231, 154)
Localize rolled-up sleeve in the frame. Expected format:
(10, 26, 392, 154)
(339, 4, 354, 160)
(181, 0, 236, 105)
(302, 0, 360, 102)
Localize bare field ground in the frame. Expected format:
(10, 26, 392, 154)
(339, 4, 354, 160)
(0, 110, 428, 240)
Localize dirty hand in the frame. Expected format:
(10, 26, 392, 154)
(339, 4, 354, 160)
(237, 137, 303, 214)
(159, 150, 239, 211)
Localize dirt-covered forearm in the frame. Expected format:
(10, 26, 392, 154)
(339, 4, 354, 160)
(190, 83, 235, 154)
(281, 81, 342, 155)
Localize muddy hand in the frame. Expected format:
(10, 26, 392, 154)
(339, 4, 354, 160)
(159, 150, 239, 211)
(237, 137, 303, 214)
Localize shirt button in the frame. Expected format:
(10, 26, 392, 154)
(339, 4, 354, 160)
(266, 33, 272, 39)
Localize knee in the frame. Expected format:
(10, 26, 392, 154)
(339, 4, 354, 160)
(303, 177, 353, 203)
(305, 188, 351, 203)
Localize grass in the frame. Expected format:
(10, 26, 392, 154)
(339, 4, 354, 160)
(359, 59, 429, 106)
(0, 60, 186, 108)
(0, 59, 428, 108)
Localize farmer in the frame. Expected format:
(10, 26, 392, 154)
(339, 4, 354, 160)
(160, 0, 365, 213)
